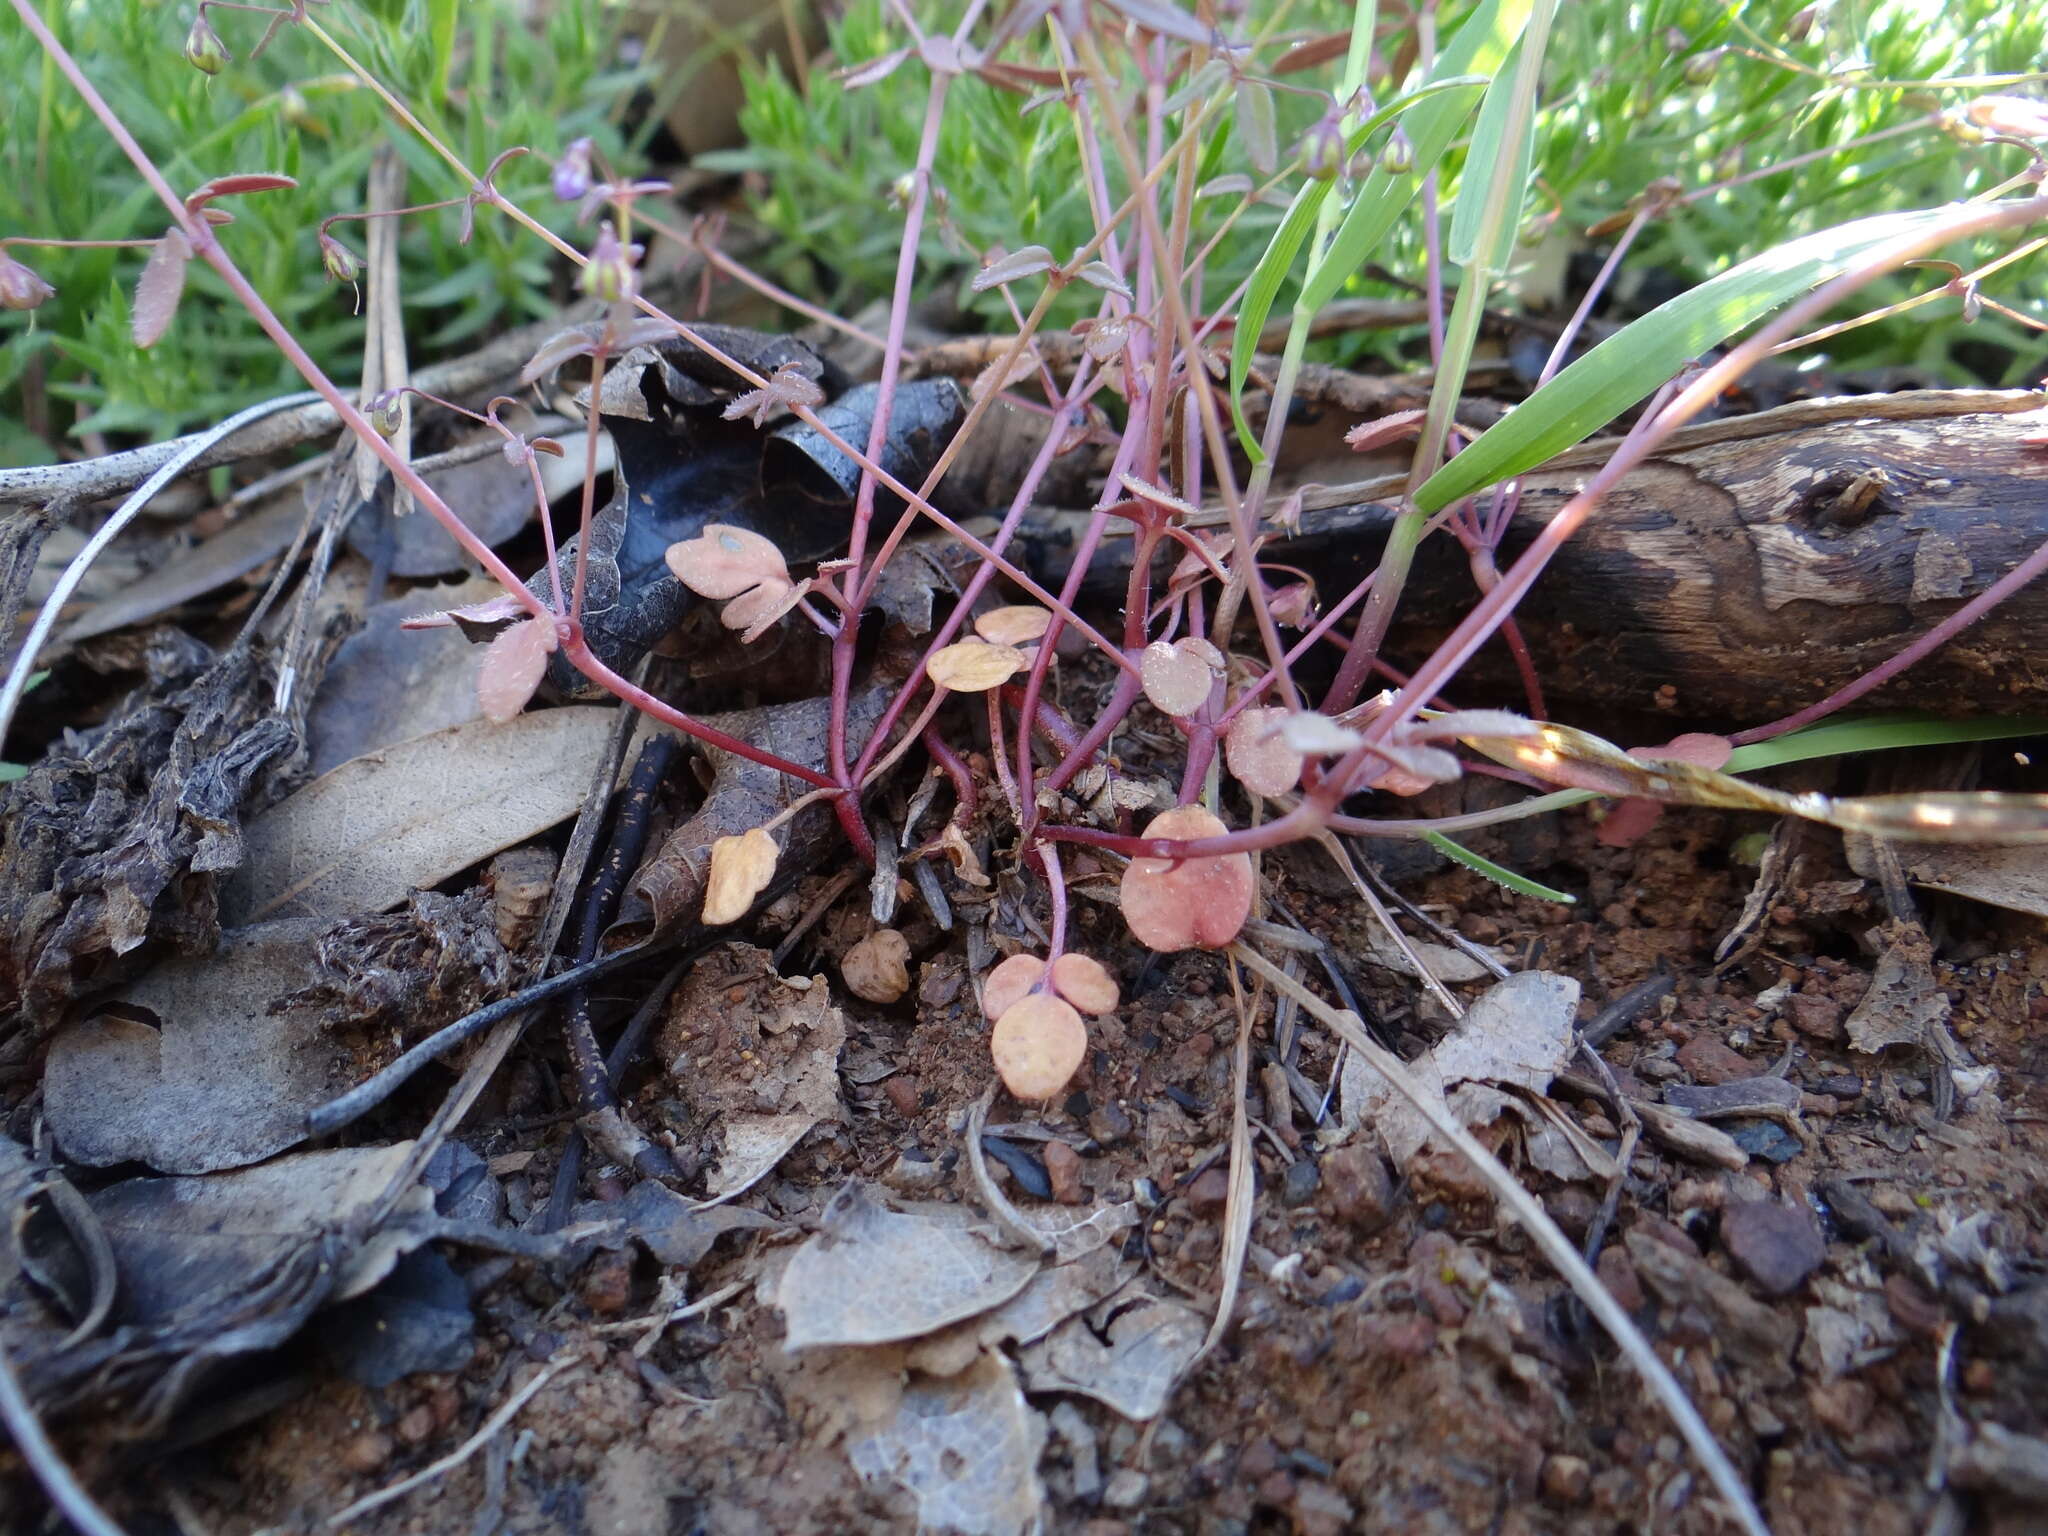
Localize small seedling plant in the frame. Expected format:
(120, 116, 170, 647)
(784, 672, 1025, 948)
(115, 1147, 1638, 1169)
(10, 4, 2048, 1525)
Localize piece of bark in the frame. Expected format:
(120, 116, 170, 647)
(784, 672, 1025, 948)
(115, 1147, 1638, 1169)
(1037, 389, 2048, 718)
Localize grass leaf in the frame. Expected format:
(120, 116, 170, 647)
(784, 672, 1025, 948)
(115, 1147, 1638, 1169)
(1415, 203, 1977, 512)
(1424, 830, 1576, 902)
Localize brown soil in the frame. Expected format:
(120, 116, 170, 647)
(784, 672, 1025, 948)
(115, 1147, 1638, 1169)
(171, 802, 2048, 1536)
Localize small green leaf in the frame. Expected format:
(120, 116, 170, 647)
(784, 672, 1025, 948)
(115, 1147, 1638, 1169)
(1724, 713, 2048, 775)
(1446, 37, 1536, 270)
(1415, 203, 1978, 512)
(1424, 830, 1576, 902)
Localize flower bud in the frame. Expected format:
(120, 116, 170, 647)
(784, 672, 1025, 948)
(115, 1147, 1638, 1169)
(552, 137, 594, 202)
(319, 231, 362, 284)
(1377, 136, 1414, 176)
(0, 251, 56, 312)
(579, 220, 639, 303)
(365, 390, 404, 438)
(1682, 48, 1724, 86)
(184, 13, 229, 75)
(1299, 116, 1344, 181)
(277, 86, 314, 130)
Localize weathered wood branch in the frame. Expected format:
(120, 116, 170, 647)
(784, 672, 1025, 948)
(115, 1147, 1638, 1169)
(1032, 390, 2048, 720)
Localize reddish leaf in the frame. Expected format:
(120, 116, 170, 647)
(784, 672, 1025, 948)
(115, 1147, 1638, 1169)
(131, 231, 193, 349)
(1120, 806, 1255, 952)
(476, 617, 554, 723)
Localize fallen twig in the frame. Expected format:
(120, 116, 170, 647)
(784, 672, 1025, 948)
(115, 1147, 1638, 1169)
(325, 1353, 576, 1527)
(0, 1338, 130, 1536)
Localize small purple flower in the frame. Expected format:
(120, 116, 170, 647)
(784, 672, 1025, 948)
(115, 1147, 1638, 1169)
(553, 137, 595, 202)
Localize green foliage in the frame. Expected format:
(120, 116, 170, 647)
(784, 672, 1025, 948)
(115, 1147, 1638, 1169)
(701, 1, 1323, 329)
(0, 0, 644, 464)
(711, 0, 2045, 381)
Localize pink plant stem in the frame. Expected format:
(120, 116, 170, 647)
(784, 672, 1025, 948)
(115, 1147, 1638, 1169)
(847, 390, 1080, 799)
(922, 723, 977, 823)
(1037, 668, 1146, 802)
(12, 0, 835, 787)
(1040, 839, 1069, 959)
(1317, 192, 2048, 802)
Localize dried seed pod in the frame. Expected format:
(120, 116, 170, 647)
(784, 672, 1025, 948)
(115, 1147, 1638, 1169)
(844, 928, 912, 1004)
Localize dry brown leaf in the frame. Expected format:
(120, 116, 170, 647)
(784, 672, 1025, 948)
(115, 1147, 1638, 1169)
(631, 690, 887, 933)
(222, 707, 622, 924)
(1019, 1294, 1206, 1421)
(929, 640, 1027, 693)
(43, 918, 349, 1173)
(773, 1184, 1040, 1348)
(843, 927, 912, 1003)
(1341, 970, 1579, 1164)
(703, 827, 781, 926)
(846, 1350, 1047, 1536)
(1847, 834, 2048, 918)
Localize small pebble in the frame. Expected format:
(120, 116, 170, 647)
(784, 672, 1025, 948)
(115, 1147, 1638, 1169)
(340, 1430, 393, 1474)
(1186, 1166, 1230, 1215)
(1728, 1120, 1802, 1164)
(1102, 1469, 1149, 1509)
(1321, 1143, 1395, 1234)
(1719, 1198, 1825, 1296)
(1088, 1100, 1135, 1146)
(395, 1404, 436, 1447)
(1676, 1034, 1755, 1085)
(1043, 1140, 1086, 1204)
(1280, 1159, 1320, 1208)
(580, 1251, 634, 1315)
(884, 1075, 920, 1118)
(1541, 1453, 1590, 1504)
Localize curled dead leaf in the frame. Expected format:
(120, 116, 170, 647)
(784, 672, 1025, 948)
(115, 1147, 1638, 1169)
(990, 993, 1087, 1100)
(844, 928, 912, 1004)
(703, 827, 780, 925)
(1120, 805, 1255, 952)
(928, 640, 1026, 693)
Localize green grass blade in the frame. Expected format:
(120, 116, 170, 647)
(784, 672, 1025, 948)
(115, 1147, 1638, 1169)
(1414, 204, 1971, 512)
(1446, 37, 1535, 269)
(1227, 73, 1496, 456)
(1292, 0, 1532, 320)
(1724, 713, 2048, 774)
(1424, 830, 1577, 902)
